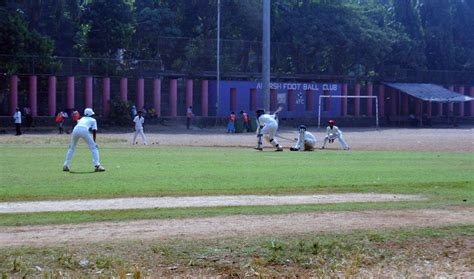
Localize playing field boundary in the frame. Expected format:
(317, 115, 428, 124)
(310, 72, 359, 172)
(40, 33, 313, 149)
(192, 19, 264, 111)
(0, 193, 425, 213)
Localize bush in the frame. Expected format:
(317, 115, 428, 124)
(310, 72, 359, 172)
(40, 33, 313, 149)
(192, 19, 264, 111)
(109, 97, 132, 126)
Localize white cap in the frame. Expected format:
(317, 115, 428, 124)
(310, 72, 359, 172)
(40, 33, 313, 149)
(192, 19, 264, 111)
(84, 108, 95, 116)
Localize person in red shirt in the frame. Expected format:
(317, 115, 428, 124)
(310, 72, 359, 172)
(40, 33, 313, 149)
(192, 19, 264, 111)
(55, 111, 65, 134)
(240, 110, 250, 132)
(227, 111, 236, 133)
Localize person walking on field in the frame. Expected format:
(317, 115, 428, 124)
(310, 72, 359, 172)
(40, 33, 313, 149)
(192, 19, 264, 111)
(132, 110, 148, 145)
(321, 120, 349, 150)
(186, 106, 193, 129)
(55, 111, 66, 134)
(63, 108, 105, 172)
(13, 107, 22, 136)
(227, 111, 236, 133)
(240, 110, 250, 132)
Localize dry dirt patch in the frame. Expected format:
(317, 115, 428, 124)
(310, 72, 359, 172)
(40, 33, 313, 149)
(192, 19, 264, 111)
(0, 193, 423, 213)
(1, 207, 472, 247)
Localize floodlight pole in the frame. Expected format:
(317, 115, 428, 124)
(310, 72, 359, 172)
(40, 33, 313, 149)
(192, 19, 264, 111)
(262, 0, 271, 112)
(216, 0, 221, 116)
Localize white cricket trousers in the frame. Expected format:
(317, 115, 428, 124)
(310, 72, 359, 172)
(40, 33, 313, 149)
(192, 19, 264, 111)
(322, 133, 349, 150)
(259, 123, 280, 148)
(64, 127, 100, 167)
(132, 127, 147, 145)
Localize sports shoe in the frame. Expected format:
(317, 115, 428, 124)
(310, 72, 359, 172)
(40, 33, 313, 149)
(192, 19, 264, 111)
(63, 165, 70, 172)
(275, 147, 283, 152)
(254, 147, 263, 151)
(95, 165, 106, 172)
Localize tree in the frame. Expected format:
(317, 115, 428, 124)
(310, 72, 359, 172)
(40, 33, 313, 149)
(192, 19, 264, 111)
(78, 0, 135, 58)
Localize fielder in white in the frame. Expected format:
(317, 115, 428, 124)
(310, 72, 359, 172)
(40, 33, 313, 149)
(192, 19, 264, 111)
(321, 119, 349, 150)
(63, 108, 105, 172)
(132, 110, 147, 145)
(255, 108, 283, 151)
(290, 125, 317, 151)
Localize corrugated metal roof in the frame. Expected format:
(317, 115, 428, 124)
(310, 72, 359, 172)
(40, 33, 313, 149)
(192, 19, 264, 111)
(385, 83, 474, 102)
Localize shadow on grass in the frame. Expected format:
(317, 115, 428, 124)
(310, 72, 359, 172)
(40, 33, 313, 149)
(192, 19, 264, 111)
(69, 171, 95, 174)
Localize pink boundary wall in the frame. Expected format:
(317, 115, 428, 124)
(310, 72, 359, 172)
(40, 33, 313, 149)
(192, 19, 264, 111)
(29, 75, 37, 116)
(48, 76, 56, 116)
(6, 76, 474, 118)
(153, 79, 161, 117)
(201, 80, 209, 117)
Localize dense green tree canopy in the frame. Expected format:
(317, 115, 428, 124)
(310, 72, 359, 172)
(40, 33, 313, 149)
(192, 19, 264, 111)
(0, 0, 472, 78)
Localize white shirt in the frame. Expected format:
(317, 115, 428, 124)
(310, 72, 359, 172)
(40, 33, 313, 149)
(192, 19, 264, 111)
(326, 125, 342, 137)
(133, 115, 144, 129)
(295, 131, 316, 149)
(75, 116, 98, 131)
(13, 111, 22, 124)
(257, 114, 278, 127)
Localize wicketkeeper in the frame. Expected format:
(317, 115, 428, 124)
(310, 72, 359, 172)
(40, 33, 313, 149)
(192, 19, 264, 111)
(290, 125, 317, 151)
(321, 119, 349, 150)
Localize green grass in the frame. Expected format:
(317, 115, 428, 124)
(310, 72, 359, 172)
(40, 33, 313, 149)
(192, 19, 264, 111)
(0, 146, 473, 201)
(0, 145, 472, 226)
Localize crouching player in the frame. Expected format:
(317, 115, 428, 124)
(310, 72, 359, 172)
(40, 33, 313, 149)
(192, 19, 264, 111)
(63, 108, 105, 172)
(321, 120, 349, 150)
(290, 125, 316, 151)
(255, 108, 283, 151)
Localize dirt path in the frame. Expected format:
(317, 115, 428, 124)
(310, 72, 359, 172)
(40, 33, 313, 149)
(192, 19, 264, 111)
(1, 127, 473, 152)
(1, 207, 472, 247)
(0, 193, 423, 213)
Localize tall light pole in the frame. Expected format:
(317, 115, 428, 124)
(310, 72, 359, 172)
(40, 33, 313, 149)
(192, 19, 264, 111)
(262, 0, 271, 112)
(216, 0, 221, 116)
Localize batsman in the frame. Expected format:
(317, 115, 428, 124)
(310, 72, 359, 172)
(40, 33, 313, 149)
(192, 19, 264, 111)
(255, 107, 283, 151)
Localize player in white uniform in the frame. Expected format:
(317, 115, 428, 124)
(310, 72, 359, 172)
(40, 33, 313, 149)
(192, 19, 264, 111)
(290, 125, 317, 151)
(255, 109, 283, 151)
(63, 108, 105, 172)
(132, 110, 148, 145)
(321, 120, 349, 150)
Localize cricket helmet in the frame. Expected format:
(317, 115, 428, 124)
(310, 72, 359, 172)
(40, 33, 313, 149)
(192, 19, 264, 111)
(328, 119, 335, 125)
(84, 108, 95, 116)
(298, 125, 307, 131)
(256, 109, 265, 118)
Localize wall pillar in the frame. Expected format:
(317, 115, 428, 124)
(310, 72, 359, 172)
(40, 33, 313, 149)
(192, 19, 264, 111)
(120, 78, 128, 102)
(201, 80, 208, 116)
(448, 86, 454, 116)
(354, 83, 361, 117)
(250, 88, 257, 112)
(378, 84, 385, 118)
(102, 77, 110, 117)
(390, 88, 397, 116)
(437, 102, 443, 116)
(29, 75, 38, 116)
(366, 82, 373, 117)
(186, 79, 193, 109)
(341, 83, 348, 116)
(426, 101, 432, 118)
(48, 76, 56, 116)
(230, 88, 237, 112)
(153, 78, 161, 117)
(270, 89, 277, 111)
(402, 94, 409, 116)
(9, 75, 18, 115)
(85, 76, 93, 108)
(66, 76, 75, 109)
(457, 86, 465, 117)
(169, 79, 177, 117)
(137, 78, 144, 110)
(415, 99, 421, 117)
(470, 86, 474, 117)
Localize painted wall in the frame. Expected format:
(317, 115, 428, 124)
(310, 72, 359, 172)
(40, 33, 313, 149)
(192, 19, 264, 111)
(209, 80, 341, 117)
